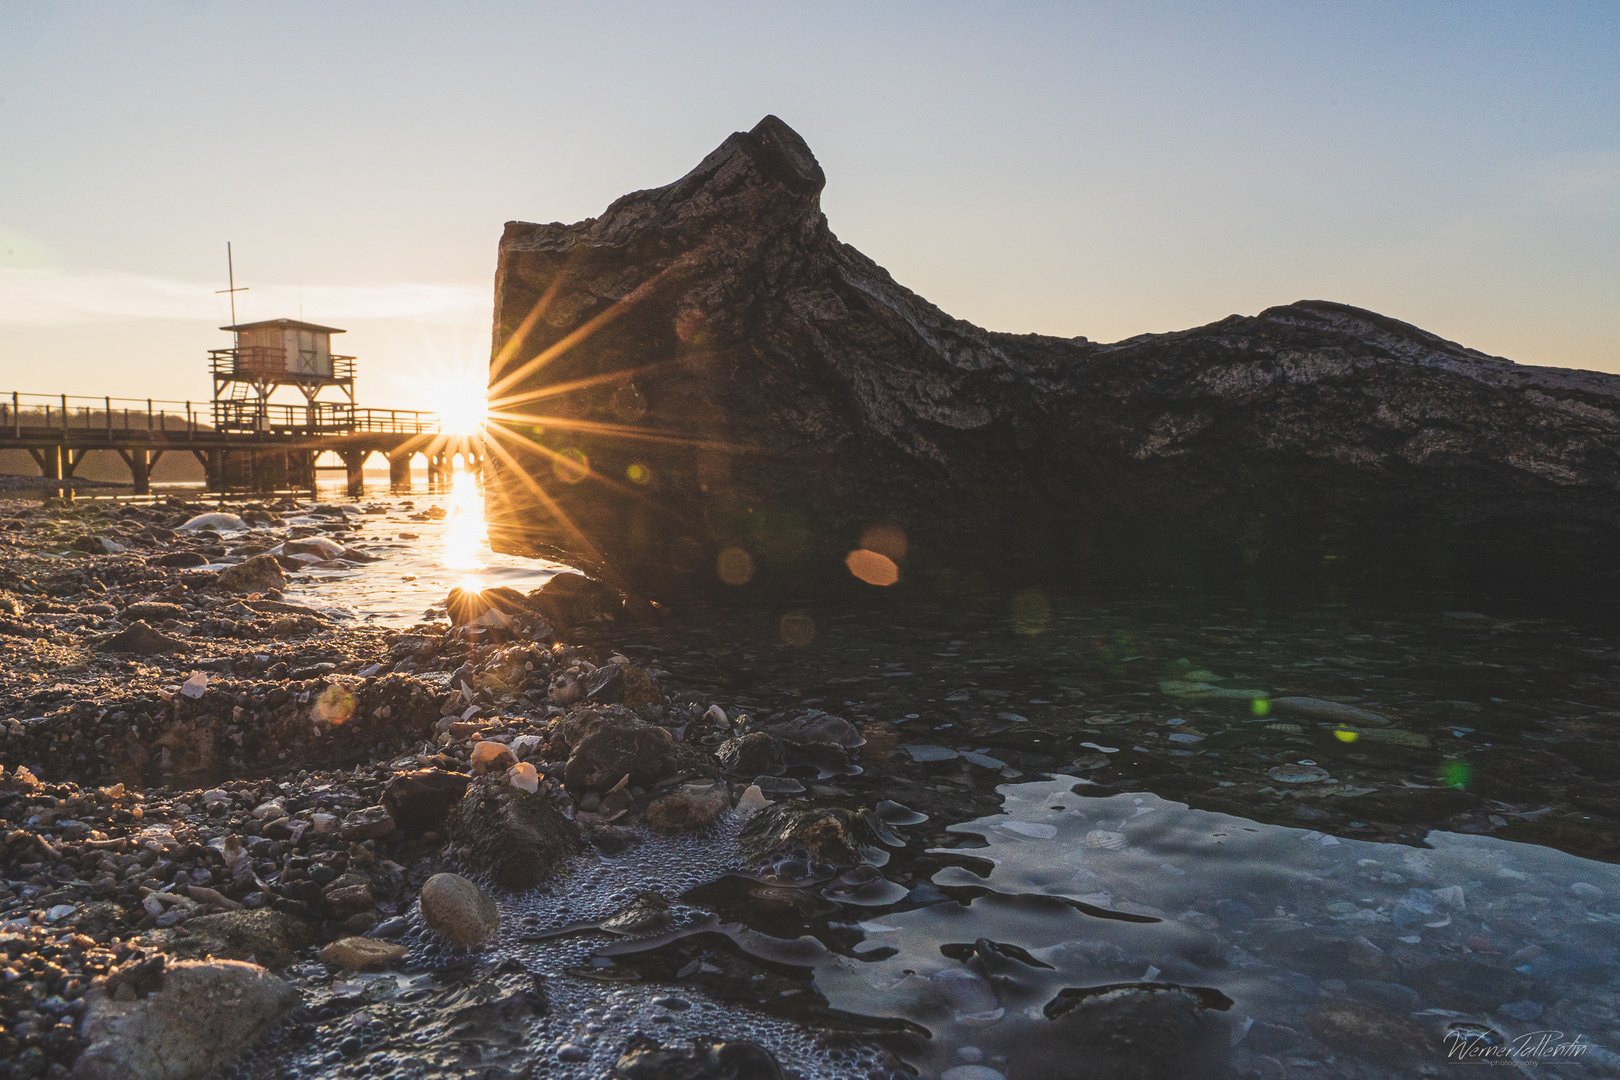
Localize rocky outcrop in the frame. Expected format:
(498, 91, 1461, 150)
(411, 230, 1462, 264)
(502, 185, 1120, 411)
(485, 115, 1620, 599)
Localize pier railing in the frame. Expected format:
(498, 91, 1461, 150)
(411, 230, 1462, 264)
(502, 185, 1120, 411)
(1, 391, 440, 438)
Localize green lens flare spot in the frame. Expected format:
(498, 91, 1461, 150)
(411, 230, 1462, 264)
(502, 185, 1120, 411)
(1439, 760, 1472, 789)
(1250, 698, 1271, 717)
(1334, 728, 1359, 743)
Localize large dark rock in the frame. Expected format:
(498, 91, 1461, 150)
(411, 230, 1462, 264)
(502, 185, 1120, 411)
(485, 115, 1620, 600)
(447, 777, 581, 890)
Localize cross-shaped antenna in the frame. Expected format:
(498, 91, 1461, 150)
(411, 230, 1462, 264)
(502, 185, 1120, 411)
(216, 241, 249, 330)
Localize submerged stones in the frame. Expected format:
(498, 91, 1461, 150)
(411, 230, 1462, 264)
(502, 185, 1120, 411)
(644, 780, 730, 833)
(75, 959, 296, 1080)
(447, 776, 581, 890)
(419, 872, 500, 947)
(612, 1034, 785, 1080)
(601, 892, 674, 936)
(737, 802, 888, 870)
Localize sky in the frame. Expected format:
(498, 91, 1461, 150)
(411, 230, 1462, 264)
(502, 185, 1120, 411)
(2, 1, 1617, 414)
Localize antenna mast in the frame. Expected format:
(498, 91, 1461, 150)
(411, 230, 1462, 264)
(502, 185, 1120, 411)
(216, 242, 249, 339)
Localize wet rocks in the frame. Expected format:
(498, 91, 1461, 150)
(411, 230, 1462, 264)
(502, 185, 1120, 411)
(446, 584, 527, 629)
(317, 937, 408, 970)
(601, 892, 674, 936)
(382, 768, 472, 832)
(613, 1034, 784, 1080)
(1304, 1001, 1432, 1063)
(98, 620, 189, 655)
(75, 959, 296, 1080)
(716, 732, 785, 777)
(564, 716, 680, 791)
(419, 872, 500, 947)
(469, 739, 518, 775)
(524, 572, 622, 630)
(163, 909, 323, 970)
(447, 776, 581, 890)
(339, 804, 396, 841)
(1037, 983, 1235, 1079)
(213, 554, 286, 594)
(644, 780, 729, 833)
(737, 802, 886, 870)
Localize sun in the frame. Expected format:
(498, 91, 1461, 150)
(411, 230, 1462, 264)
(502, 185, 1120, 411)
(426, 375, 489, 435)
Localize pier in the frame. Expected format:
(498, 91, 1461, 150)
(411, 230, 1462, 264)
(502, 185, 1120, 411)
(0, 390, 484, 496)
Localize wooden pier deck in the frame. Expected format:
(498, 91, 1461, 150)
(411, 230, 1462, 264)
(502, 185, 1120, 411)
(0, 392, 484, 495)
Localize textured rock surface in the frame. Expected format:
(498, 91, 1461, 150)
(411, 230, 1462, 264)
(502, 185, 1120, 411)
(486, 115, 1620, 599)
(74, 959, 296, 1080)
(447, 777, 580, 890)
(419, 872, 500, 946)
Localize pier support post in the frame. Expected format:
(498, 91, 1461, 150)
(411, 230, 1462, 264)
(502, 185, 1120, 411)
(115, 448, 152, 495)
(29, 446, 61, 481)
(388, 453, 411, 489)
(193, 449, 225, 492)
(339, 449, 369, 497)
(288, 450, 316, 492)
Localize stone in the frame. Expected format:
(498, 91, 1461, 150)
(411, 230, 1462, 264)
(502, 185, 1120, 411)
(1305, 1001, 1432, 1063)
(737, 801, 886, 870)
(760, 711, 861, 747)
(214, 555, 286, 595)
(318, 937, 407, 970)
(470, 739, 517, 775)
(419, 872, 499, 947)
(178, 512, 247, 532)
(339, 805, 396, 840)
(74, 959, 296, 1080)
(155, 551, 207, 568)
(484, 115, 1620, 602)
(121, 602, 188, 623)
(446, 585, 527, 628)
(643, 781, 729, 833)
(383, 768, 472, 832)
(1269, 697, 1390, 726)
(613, 1034, 784, 1080)
(524, 573, 620, 629)
(716, 732, 786, 777)
(72, 535, 123, 554)
(447, 776, 581, 890)
(322, 876, 376, 919)
(98, 620, 189, 655)
(564, 719, 679, 791)
(283, 536, 345, 559)
(600, 892, 673, 936)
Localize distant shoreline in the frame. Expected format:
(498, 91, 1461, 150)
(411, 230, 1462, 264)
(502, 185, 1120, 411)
(0, 473, 124, 491)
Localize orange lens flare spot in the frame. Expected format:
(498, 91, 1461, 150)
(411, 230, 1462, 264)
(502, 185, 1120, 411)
(312, 684, 357, 726)
(860, 522, 908, 559)
(552, 448, 589, 484)
(846, 549, 899, 587)
(779, 611, 816, 646)
(717, 547, 755, 586)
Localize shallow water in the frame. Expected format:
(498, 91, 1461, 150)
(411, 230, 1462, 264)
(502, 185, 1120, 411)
(277, 469, 563, 625)
(206, 477, 1620, 1077)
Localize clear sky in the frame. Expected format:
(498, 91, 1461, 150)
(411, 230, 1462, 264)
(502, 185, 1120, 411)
(2, 1, 1617, 412)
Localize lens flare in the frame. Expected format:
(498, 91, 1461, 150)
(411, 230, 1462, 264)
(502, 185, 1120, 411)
(846, 549, 899, 587)
(717, 547, 755, 586)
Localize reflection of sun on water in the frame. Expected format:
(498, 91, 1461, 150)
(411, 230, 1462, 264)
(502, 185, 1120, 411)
(443, 463, 488, 591)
